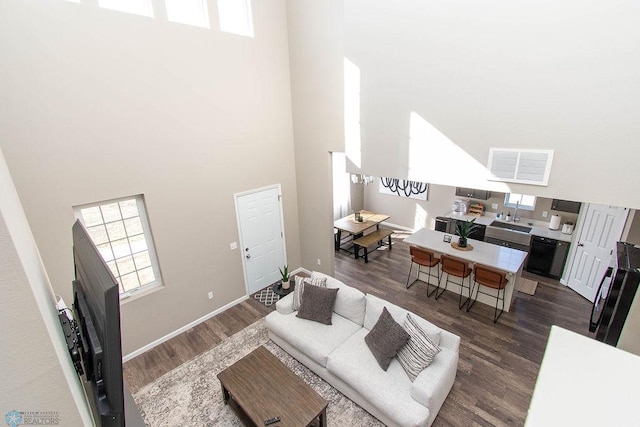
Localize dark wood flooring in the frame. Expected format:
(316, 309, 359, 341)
(124, 236, 594, 426)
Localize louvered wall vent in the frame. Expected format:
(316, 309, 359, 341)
(487, 148, 554, 186)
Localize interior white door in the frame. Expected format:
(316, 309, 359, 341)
(566, 204, 628, 302)
(236, 186, 286, 295)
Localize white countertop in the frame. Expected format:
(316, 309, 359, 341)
(526, 326, 640, 426)
(446, 212, 574, 243)
(405, 228, 528, 274)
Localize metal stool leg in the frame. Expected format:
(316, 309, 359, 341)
(435, 273, 448, 300)
(406, 262, 415, 288)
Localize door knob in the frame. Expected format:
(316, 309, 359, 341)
(246, 254, 251, 259)
(578, 243, 584, 247)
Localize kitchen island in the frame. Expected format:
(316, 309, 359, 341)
(405, 228, 528, 312)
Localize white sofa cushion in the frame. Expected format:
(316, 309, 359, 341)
(364, 294, 441, 345)
(265, 310, 361, 368)
(410, 347, 458, 410)
(326, 328, 431, 427)
(312, 271, 366, 326)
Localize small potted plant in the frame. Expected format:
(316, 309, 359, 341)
(456, 219, 478, 248)
(279, 265, 290, 289)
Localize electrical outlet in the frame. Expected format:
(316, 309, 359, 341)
(208, 292, 213, 300)
(542, 211, 548, 218)
(230, 242, 237, 250)
(317, 258, 321, 266)
(491, 203, 498, 210)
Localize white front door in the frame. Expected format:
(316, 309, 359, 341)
(566, 204, 628, 302)
(235, 186, 286, 295)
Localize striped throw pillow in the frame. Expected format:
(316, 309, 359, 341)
(292, 276, 327, 311)
(396, 313, 442, 381)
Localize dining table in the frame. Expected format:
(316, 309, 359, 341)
(404, 228, 528, 312)
(333, 210, 390, 252)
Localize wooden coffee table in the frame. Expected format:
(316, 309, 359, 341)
(218, 346, 328, 426)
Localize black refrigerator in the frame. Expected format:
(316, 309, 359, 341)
(589, 242, 640, 346)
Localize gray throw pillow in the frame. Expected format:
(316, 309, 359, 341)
(296, 285, 338, 325)
(397, 313, 442, 381)
(365, 307, 410, 371)
(292, 276, 327, 311)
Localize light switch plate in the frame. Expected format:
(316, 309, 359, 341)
(491, 203, 498, 209)
(542, 211, 548, 218)
(230, 242, 237, 250)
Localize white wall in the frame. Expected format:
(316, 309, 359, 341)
(365, 182, 456, 231)
(287, 0, 344, 273)
(345, 0, 640, 209)
(0, 0, 300, 354)
(0, 148, 90, 426)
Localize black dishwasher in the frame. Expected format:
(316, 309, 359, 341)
(527, 236, 557, 277)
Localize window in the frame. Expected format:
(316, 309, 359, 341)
(98, 0, 154, 18)
(217, 0, 254, 37)
(74, 195, 162, 298)
(504, 193, 536, 211)
(166, 0, 210, 28)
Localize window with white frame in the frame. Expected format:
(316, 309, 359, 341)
(73, 195, 162, 298)
(217, 0, 254, 37)
(504, 193, 536, 211)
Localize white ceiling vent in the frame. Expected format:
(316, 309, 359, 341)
(487, 148, 554, 186)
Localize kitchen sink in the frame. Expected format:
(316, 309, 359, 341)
(489, 221, 532, 233)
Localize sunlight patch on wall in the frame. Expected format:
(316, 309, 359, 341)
(408, 112, 510, 191)
(98, 0, 154, 18)
(414, 203, 428, 231)
(217, 0, 254, 37)
(344, 58, 362, 170)
(166, 0, 210, 28)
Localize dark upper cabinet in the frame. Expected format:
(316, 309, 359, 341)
(449, 219, 486, 241)
(455, 187, 491, 200)
(551, 199, 581, 214)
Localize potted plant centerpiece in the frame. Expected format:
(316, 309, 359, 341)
(279, 265, 290, 290)
(456, 219, 478, 248)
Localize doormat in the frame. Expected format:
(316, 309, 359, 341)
(519, 279, 538, 296)
(253, 285, 280, 306)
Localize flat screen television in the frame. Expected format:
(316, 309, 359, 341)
(72, 220, 125, 426)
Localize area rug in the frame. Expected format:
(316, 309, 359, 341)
(252, 285, 280, 306)
(133, 319, 383, 427)
(519, 278, 538, 295)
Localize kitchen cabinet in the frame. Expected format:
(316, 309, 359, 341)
(449, 219, 486, 241)
(551, 198, 581, 214)
(455, 187, 491, 200)
(484, 237, 530, 253)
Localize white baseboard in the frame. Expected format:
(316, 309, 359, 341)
(123, 294, 249, 362)
(291, 266, 311, 276)
(123, 267, 313, 362)
(379, 222, 418, 233)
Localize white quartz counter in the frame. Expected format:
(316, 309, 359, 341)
(405, 228, 528, 312)
(446, 212, 574, 243)
(405, 228, 528, 273)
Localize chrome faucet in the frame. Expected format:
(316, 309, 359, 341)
(513, 201, 520, 222)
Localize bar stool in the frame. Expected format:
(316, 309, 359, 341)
(406, 246, 440, 297)
(468, 264, 509, 323)
(438, 254, 472, 310)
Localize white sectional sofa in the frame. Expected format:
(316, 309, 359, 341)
(265, 272, 460, 427)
